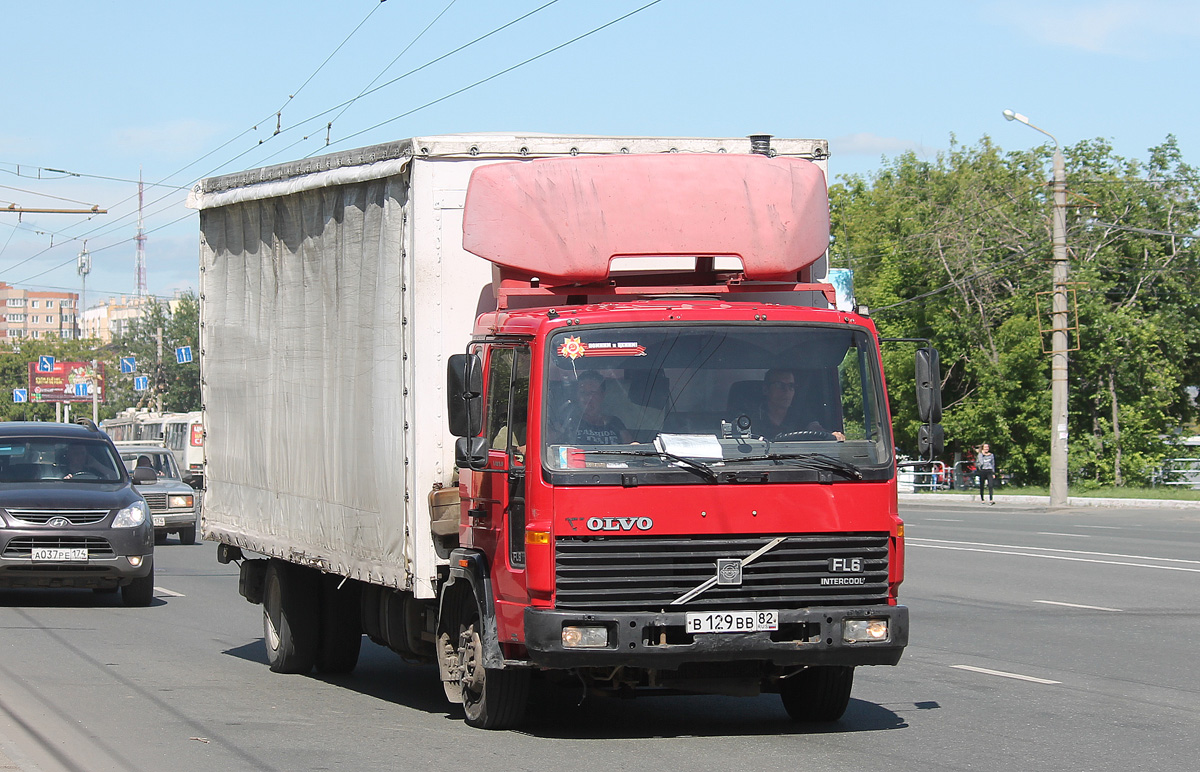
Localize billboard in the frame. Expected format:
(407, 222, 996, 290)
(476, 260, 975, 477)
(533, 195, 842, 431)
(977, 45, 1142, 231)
(27, 361, 106, 403)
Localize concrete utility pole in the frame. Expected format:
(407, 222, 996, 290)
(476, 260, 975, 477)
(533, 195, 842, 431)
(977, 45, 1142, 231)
(1004, 110, 1070, 506)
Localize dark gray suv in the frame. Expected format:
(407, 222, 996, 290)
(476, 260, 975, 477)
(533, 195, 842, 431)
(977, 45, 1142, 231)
(0, 420, 154, 606)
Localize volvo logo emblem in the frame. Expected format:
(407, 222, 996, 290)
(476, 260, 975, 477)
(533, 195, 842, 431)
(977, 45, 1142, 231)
(47, 517, 71, 528)
(585, 516, 653, 532)
(717, 558, 742, 586)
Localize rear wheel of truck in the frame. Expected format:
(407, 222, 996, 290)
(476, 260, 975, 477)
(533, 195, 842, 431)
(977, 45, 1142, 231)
(315, 574, 362, 674)
(263, 560, 319, 674)
(451, 591, 529, 730)
(780, 666, 854, 722)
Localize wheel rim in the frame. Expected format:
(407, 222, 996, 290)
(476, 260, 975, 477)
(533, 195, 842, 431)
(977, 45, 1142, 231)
(457, 621, 485, 705)
(264, 575, 282, 651)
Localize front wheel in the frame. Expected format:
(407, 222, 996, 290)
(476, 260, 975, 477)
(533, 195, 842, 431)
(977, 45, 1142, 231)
(780, 666, 854, 722)
(177, 525, 197, 546)
(122, 564, 155, 607)
(444, 588, 529, 729)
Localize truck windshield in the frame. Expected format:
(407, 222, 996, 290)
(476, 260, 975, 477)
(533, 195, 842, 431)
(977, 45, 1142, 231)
(542, 324, 893, 483)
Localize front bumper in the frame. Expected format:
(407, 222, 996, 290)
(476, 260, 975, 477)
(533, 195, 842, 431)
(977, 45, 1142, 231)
(524, 605, 908, 669)
(151, 510, 197, 530)
(0, 526, 153, 589)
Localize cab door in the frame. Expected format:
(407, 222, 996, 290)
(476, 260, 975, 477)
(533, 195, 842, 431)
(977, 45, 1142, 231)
(466, 344, 531, 587)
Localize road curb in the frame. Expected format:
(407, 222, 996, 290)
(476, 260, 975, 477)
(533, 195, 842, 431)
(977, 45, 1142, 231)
(899, 493, 1200, 509)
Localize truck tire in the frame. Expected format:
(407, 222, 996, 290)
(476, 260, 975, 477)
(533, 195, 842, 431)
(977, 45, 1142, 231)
(263, 560, 319, 674)
(780, 666, 854, 722)
(453, 591, 529, 729)
(316, 574, 362, 674)
(122, 564, 155, 607)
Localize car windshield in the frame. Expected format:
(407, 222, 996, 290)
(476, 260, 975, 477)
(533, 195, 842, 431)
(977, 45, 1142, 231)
(0, 438, 124, 483)
(119, 451, 181, 480)
(541, 324, 892, 482)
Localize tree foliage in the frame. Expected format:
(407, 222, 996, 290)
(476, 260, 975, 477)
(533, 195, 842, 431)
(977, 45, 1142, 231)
(831, 136, 1200, 486)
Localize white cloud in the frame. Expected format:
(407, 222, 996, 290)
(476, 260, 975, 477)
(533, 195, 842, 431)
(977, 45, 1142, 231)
(831, 133, 939, 158)
(985, 0, 1200, 56)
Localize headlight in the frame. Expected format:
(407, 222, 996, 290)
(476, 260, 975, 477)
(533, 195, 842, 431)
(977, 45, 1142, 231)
(562, 625, 609, 648)
(843, 618, 890, 643)
(168, 494, 194, 509)
(113, 501, 149, 528)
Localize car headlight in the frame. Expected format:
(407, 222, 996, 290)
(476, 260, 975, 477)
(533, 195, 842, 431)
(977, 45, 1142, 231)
(113, 500, 149, 528)
(168, 494, 194, 509)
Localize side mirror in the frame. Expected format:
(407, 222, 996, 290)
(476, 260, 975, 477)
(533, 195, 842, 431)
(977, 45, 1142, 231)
(132, 467, 157, 485)
(918, 424, 945, 457)
(455, 436, 489, 469)
(915, 347, 943, 424)
(447, 353, 483, 438)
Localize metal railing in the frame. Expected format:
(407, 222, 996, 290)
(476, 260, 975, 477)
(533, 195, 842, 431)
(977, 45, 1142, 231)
(898, 460, 947, 492)
(1150, 458, 1200, 490)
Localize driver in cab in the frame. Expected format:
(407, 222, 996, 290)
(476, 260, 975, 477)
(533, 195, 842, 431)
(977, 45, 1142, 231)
(756, 368, 845, 442)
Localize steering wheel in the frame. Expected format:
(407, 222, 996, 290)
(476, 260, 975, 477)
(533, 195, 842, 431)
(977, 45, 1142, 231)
(772, 429, 836, 442)
(66, 470, 100, 480)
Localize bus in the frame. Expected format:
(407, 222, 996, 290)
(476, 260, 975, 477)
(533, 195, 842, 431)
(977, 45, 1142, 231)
(102, 409, 204, 488)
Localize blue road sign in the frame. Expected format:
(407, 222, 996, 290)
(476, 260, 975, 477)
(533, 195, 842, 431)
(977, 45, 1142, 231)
(120, 356, 136, 374)
(37, 355, 55, 372)
(73, 383, 91, 397)
(175, 346, 193, 364)
(134, 376, 149, 391)
(13, 389, 27, 403)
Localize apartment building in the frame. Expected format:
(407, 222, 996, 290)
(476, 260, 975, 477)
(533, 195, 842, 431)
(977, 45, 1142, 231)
(0, 283, 80, 342)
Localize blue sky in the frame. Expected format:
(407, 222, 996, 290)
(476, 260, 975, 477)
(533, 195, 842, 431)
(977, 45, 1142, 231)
(3, 0, 1197, 304)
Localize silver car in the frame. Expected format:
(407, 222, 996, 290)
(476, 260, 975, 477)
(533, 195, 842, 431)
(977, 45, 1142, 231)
(116, 444, 199, 545)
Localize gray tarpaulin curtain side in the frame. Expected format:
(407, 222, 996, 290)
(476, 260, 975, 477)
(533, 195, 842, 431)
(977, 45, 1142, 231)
(200, 177, 410, 587)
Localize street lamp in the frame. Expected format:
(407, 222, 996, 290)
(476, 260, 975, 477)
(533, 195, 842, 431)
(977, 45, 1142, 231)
(1004, 109, 1070, 507)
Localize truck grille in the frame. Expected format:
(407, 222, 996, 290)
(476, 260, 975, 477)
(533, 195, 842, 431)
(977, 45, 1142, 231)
(3, 536, 116, 559)
(5, 508, 110, 525)
(555, 532, 890, 612)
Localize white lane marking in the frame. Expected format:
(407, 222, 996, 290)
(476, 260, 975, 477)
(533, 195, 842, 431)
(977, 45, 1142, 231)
(154, 587, 184, 597)
(951, 665, 1060, 685)
(925, 518, 963, 522)
(1036, 532, 1090, 537)
(1033, 600, 1122, 612)
(910, 542, 1200, 573)
(909, 537, 1200, 570)
(1077, 525, 1123, 530)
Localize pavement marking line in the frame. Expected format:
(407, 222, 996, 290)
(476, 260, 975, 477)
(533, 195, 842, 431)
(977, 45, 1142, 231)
(153, 587, 185, 597)
(951, 665, 1061, 685)
(1077, 525, 1123, 530)
(924, 518, 963, 522)
(908, 537, 1200, 566)
(909, 542, 1200, 574)
(1033, 600, 1122, 612)
(1036, 532, 1090, 537)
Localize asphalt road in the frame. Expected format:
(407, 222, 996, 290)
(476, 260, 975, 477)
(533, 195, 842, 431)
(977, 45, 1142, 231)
(0, 501, 1197, 772)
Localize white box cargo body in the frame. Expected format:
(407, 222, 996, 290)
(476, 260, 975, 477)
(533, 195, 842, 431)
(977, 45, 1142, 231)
(190, 134, 829, 599)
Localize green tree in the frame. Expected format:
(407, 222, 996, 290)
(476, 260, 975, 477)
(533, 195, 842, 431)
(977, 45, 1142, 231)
(107, 294, 201, 414)
(830, 136, 1200, 486)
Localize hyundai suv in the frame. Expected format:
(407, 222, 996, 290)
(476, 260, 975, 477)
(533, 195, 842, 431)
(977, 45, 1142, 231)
(0, 420, 154, 606)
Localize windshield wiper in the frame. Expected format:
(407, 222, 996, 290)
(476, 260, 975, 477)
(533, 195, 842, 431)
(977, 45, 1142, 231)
(722, 452, 863, 480)
(587, 449, 720, 483)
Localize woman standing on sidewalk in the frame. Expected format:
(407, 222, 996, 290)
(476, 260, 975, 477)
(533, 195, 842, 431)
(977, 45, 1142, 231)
(977, 443, 997, 504)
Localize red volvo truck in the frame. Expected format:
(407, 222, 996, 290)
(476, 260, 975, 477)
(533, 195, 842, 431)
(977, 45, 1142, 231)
(193, 133, 937, 729)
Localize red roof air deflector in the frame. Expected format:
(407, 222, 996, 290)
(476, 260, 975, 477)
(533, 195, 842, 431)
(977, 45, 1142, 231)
(462, 153, 829, 284)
